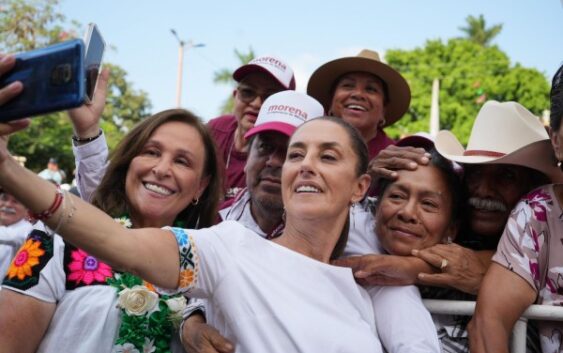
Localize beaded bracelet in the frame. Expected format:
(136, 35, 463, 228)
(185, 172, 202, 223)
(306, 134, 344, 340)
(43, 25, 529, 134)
(72, 129, 103, 143)
(28, 185, 64, 223)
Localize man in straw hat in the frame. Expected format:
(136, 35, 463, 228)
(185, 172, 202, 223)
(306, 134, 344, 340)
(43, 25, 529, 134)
(181, 91, 440, 353)
(336, 100, 560, 351)
(208, 55, 296, 201)
(307, 49, 411, 161)
(469, 66, 563, 353)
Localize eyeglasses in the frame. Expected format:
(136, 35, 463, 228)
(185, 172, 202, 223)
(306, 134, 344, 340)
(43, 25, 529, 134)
(236, 85, 277, 104)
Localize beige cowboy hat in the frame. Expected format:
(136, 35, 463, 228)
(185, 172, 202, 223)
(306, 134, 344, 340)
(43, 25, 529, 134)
(435, 100, 561, 182)
(306, 49, 411, 127)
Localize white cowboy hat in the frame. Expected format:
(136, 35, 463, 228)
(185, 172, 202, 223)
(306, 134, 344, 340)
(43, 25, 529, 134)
(435, 100, 561, 182)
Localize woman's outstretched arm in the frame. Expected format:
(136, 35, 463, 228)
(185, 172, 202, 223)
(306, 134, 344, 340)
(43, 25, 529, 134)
(0, 138, 180, 289)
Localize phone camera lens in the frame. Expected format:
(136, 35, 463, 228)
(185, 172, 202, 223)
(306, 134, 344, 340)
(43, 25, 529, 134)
(51, 64, 72, 85)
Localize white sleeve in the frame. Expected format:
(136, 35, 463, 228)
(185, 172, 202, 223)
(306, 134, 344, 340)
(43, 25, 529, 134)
(2, 230, 66, 304)
(73, 132, 109, 202)
(344, 204, 383, 257)
(157, 226, 232, 298)
(0, 223, 31, 277)
(182, 297, 208, 320)
(369, 285, 440, 353)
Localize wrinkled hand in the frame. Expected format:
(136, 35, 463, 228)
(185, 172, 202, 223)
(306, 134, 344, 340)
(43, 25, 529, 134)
(413, 243, 488, 294)
(368, 145, 430, 186)
(333, 254, 433, 286)
(0, 54, 23, 106)
(181, 314, 234, 353)
(67, 68, 110, 138)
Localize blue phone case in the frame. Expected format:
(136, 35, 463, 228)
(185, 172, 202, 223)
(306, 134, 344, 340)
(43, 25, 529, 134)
(0, 39, 85, 122)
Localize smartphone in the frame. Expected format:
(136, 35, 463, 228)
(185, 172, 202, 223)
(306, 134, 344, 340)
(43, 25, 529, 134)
(83, 23, 106, 103)
(0, 39, 85, 122)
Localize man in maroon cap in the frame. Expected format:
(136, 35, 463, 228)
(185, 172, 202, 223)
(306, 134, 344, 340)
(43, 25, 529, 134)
(207, 56, 296, 201)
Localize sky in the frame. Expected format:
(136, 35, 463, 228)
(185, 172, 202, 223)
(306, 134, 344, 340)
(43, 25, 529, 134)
(59, 0, 563, 122)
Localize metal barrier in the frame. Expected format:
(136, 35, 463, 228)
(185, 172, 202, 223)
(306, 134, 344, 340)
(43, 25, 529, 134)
(422, 299, 563, 353)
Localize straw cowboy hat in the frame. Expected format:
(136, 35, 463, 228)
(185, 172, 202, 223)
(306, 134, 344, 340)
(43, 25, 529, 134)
(306, 49, 411, 127)
(435, 100, 561, 182)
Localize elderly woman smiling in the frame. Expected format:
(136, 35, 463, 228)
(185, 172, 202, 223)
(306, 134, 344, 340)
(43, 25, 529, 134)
(0, 116, 388, 353)
(375, 146, 462, 256)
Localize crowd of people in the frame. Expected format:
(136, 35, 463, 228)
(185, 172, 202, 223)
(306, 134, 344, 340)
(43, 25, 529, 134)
(0, 47, 561, 353)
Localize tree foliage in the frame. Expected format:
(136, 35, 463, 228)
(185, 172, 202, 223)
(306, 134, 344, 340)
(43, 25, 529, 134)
(458, 14, 503, 47)
(0, 0, 151, 177)
(213, 47, 255, 114)
(384, 38, 550, 145)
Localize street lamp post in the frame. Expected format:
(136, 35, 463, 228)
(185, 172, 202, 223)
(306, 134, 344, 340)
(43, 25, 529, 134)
(170, 29, 204, 108)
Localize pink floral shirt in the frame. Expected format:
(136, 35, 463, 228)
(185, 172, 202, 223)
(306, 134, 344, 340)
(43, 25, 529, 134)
(493, 184, 563, 352)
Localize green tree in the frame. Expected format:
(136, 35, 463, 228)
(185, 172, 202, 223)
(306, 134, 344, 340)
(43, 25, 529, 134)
(214, 47, 255, 114)
(384, 38, 550, 144)
(458, 14, 503, 47)
(0, 0, 151, 177)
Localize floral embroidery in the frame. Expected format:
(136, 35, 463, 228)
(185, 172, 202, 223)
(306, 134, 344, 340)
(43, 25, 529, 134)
(7, 239, 44, 280)
(117, 285, 159, 316)
(179, 269, 195, 288)
(170, 227, 197, 291)
(142, 338, 156, 353)
(112, 342, 140, 353)
(67, 248, 113, 285)
(3, 230, 53, 291)
(115, 216, 133, 229)
(108, 217, 188, 353)
(108, 272, 186, 353)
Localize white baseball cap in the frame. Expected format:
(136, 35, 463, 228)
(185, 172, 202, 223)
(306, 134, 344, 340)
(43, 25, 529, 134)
(244, 91, 324, 139)
(233, 55, 296, 90)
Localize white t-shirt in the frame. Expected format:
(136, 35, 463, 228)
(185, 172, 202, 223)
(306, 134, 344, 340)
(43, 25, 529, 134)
(346, 199, 441, 353)
(163, 221, 384, 353)
(0, 218, 33, 278)
(212, 195, 440, 353)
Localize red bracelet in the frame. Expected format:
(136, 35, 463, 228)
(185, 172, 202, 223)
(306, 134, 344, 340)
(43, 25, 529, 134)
(28, 186, 64, 223)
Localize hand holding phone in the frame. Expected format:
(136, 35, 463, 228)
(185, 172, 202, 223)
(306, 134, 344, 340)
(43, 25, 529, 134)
(0, 39, 86, 122)
(84, 23, 106, 104)
(0, 23, 106, 121)
(67, 67, 110, 140)
(0, 55, 23, 106)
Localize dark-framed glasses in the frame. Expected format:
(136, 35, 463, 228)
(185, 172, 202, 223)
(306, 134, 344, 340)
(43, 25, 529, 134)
(236, 85, 278, 104)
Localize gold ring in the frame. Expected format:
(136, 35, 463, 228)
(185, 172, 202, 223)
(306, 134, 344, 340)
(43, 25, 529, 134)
(440, 259, 448, 271)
